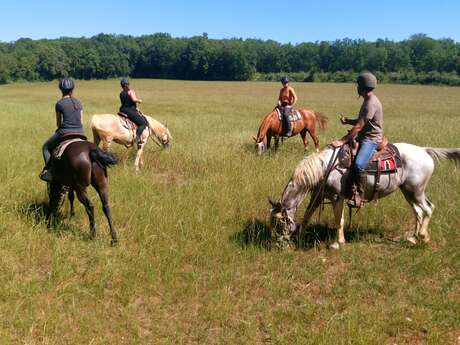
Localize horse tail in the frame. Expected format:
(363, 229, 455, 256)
(425, 148, 460, 166)
(314, 112, 327, 131)
(90, 148, 119, 175)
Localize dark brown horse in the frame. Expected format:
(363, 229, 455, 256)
(253, 108, 327, 154)
(48, 140, 119, 243)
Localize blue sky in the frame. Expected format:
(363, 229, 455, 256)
(1, 0, 459, 43)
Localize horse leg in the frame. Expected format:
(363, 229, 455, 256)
(102, 138, 112, 152)
(301, 191, 322, 227)
(266, 134, 272, 150)
(134, 144, 144, 171)
(330, 198, 345, 249)
(300, 128, 309, 151)
(400, 188, 434, 244)
(68, 189, 75, 217)
(75, 188, 96, 239)
(309, 126, 320, 152)
(274, 137, 279, 151)
(91, 172, 118, 244)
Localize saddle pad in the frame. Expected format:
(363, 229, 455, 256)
(276, 108, 301, 122)
(119, 115, 137, 131)
(53, 138, 84, 159)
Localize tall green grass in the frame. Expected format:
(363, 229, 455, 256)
(0, 80, 458, 344)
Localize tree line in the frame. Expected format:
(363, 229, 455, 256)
(1, 33, 460, 85)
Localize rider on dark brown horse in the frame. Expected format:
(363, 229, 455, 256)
(332, 72, 383, 208)
(119, 78, 148, 145)
(278, 77, 298, 137)
(39, 78, 85, 182)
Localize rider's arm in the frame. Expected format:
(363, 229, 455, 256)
(80, 110, 83, 123)
(56, 111, 62, 128)
(341, 118, 366, 142)
(342, 117, 359, 125)
(290, 87, 298, 106)
(277, 89, 283, 106)
(128, 90, 142, 104)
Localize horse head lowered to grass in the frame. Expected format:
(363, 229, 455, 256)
(270, 142, 460, 249)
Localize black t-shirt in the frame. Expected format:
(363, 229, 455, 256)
(120, 90, 137, 110)
(55, 97, 84, 134)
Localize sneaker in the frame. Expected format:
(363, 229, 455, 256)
(39, 170, 53, 182)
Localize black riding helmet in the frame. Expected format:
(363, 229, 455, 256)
(59, 78, 75, 92)
(120, 78, 130, 87)
(281, 76, 289, 85)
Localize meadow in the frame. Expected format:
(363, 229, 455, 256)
(0, 80, 458, 344)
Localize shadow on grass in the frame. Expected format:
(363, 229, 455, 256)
(233, 218, 395, 251)
(19, 201, 85, 238)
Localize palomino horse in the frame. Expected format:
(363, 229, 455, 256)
(270, 143, 460, 249)
(48, 140, 119, 244)
(254, 108, 327, 154)
(90, 114, 172, 170)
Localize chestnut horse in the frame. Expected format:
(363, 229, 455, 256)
(48, 140, 119, 244)
(254, 108, 327, 154)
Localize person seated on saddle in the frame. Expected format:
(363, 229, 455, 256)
(277, 76, 298, 137)
(332, 72, 383, 208)
(39, 78, 85, 182)
(119, 78, 148, 145)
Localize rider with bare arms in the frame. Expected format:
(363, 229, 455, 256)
(119, 78, 148, 145)
(278, 77, 298, 137)
(332, 72, 383, 208)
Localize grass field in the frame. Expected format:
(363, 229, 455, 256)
(0, 80, 459, 344)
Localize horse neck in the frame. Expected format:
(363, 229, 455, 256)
(282, 148, 333, 211)
(256, 110, 276, 142)
(145, 116, 168, 138)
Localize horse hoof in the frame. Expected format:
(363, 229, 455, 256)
(406, 236, 417, 245)
(110, 238, 118, 246)
(316, 149, 320, 153)
(329, 242, 340, 250)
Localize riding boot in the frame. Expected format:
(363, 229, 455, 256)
(39, 160, 53, 182)
(347, 172, 365, 208)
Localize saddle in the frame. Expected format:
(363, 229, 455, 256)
(118, 112, 138, 132)
(337, 138, 403, 201)
(276, 107, 301, 122)
(52, 133, 87, 159)
(337, 137, 402, 173)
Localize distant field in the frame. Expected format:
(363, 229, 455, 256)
(0, 80, 458, 344)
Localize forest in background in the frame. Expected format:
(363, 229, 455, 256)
(1, 33, 460, 85)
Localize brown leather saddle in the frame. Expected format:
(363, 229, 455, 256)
(337, 137, 402, 173)
(276, 106, 301, 122)
(52, 133, 87, 159)
(117, 112, 138, 132)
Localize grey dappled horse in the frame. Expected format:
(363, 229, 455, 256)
(270, 143, 460, 249)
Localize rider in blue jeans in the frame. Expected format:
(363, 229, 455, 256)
(332, 72, 383, 208)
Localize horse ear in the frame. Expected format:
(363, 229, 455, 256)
(165, 122, 168, 128)
(252, 136, 257, 142)
(268, 197, 276, 207)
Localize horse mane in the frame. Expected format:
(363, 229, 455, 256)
(291, 149, 329, 189)
(145, 115, 172, 140)
(256, 110, 277, 142)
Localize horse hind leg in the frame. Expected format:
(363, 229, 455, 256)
(68, 189, 75, 217)
(75, 187, 96, 239)
(300, 128, 309, 151)
(91, 171, 118, 244)
(308, 127, 320, 152)
(401, 188, 434, 244)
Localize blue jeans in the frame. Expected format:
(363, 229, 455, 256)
(354, 139, 377, 173)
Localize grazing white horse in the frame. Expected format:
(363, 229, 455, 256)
(90, 114, 172, 170)
(270, 143, 460, 249)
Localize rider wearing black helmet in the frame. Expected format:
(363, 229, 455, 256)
(332, 72, 383, 208)
(39, 78, 85, 182)
(119, 78, 147, 145)
(277, 76, 298, 137)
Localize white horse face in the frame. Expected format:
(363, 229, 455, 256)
(161, 133, 171, 148)
(256, 141, 266, 155)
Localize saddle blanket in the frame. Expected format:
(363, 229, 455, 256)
(53, 138, 84, 159)
(276, 108, 301, 122)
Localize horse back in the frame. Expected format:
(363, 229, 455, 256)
(56, 141, 95, 187)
